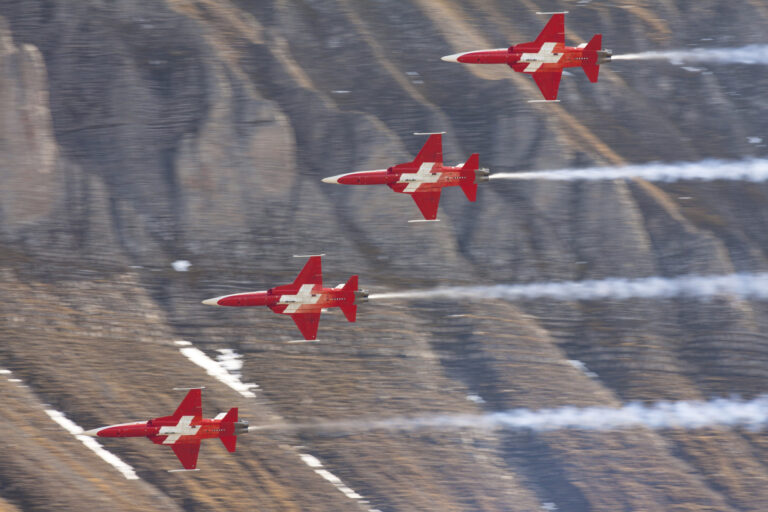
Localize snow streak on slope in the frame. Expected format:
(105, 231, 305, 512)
(369, 273, 768, 302)
(175, 341, 258, 397)
(174, 341, 376, 510)
(251, 395, 768, 435)
(45, 409, 140, 480)
(490, 158, 768, 182)
(612, 45, 768, 64)
(3, 367, 140, 480)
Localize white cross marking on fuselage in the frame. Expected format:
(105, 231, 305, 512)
(398, 162, 441, 193)
(159, 416, 201, 444)
(279, 283, 322, 314)
(520, 42, 562, 73)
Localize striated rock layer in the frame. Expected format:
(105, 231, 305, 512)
(0, 1, 767, 510)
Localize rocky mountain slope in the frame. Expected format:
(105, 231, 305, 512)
(0, 1, 767, 510)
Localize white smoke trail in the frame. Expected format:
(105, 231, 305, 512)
(368, 273, 768, 302)
(251, 395, 768, 434)
(612, 45, 768, 65)
(489, 158, 768, 183)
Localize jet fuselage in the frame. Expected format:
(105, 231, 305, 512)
(86, 418, 249, 440)
(441, 14, 610, 101)
(323, 162, 488, 196)
(443, 44, 611, 72)
(204, 284, 364, 314)
(203, 256, 366, 340)
(321, 133, 488, 220)
(84, 389, 246, 470)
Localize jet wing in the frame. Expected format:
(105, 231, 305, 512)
(410, 190, 442, 220)
(412, 134, 443, 165)
(171, 442, 201, 470)
(534, 13, 565, 46)
(292, 256, 323, 288)
(154, 389, 203, 424)
(290, 312, 321, 340)
(532, 71, 562, 101)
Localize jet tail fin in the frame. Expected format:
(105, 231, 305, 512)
(582, 63, 600, 82)
(339, 303, 357, 322)
(459, 153, 479, 202)
(339, 275, 358, 322)
(584, 33, 602, 52)
(582, 34, 602, 82)
(220, 435, 237, 452)
(341, 275, 358, 292)
(221, 407, 238, 423)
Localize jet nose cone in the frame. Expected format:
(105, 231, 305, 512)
(202, 297, 221, 306)
(321, 174, 344, 184)
(82, 428, 101, 437)
(441, 53, 464, 63)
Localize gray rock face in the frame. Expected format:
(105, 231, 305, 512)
(0, 1, 768, 511)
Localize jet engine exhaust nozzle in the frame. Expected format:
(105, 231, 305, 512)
(598, 49, 612, 63)
(475, 168, 491, 182)
(355, 290, 370, 303)
(234, 420, 249, 435)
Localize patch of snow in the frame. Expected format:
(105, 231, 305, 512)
(0, 369, 11, 374)
(748, 136, 763, 144)
(45, 409, 139, 480)
(171, 260, 191, 272)
(300, 453, 323, 468)
(568, 360, 599, 379)
(681, 66, 704, 72)
(466, 394, 486, 404)
(332, 90, 351, 94)
(299, 452, 369, 503)
(216, 348, 245, 377)
(178, 342, 377, 508)
(178, 346, 258, 397)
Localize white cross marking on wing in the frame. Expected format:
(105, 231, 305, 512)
(279, 283, 322, 314)
(520, 42, 562, 73)
(159, 416, 201, 444)
(398, 162, 441, 193)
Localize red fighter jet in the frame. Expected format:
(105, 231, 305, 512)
(84, 388, 248, 471)
(441, 12, 611, 101)
(202, 255, 368, 340)
(322, 133, 489, 222)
